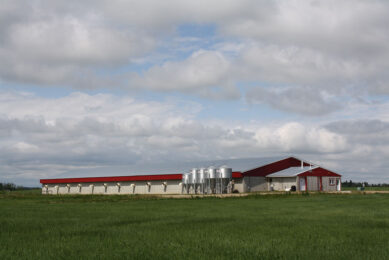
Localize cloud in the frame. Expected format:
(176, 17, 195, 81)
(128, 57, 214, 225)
(1, 1, 389, 185)
(252, 122, 348, 153)
(3, 91, 387, 186)
(0, 0, 388, 102)
(129, 50, 240, 98)
(319, 119, 389, 182)
(0, 1, 156, 86)
(238, 44, 365, 88)
(325, 119, 389, 145)
(222, 0, 389, 57)
(246, 86, 342, 116)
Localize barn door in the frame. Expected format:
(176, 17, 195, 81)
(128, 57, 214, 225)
(299, 178, 306, 191)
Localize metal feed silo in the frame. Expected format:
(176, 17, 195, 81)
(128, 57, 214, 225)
(219, 166, 232, 193)
(191, 168, 199, 194)
(182, 173, 190, 194)
(220, 167, 232, 179)
(183, 173, 190, 184)
(191, 168, 197, 183)
(208, 166, 217, 194)
(199, 168, 207, 194)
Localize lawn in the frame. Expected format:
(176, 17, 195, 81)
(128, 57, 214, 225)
(0, 190, 388, 259)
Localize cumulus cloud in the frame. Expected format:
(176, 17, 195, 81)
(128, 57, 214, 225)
(1, 1, 389, 185)
(0, 0, 388, 104)
(2, 91, 388, 185)
(0, 0, 156, 86)
(0, 91, 368, 186)
(130, 50, 239, 99)
(246, 86, 341, 116)
(238, 44, 365, 88)
(325, 120, 389, 145)
(254, 122, 348, 153)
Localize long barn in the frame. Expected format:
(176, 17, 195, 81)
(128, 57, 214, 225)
(40, 156, 341, 195)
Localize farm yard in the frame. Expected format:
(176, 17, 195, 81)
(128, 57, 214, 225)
(1, 190, 388, 259)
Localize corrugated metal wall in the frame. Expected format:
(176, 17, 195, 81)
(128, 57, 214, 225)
(243, 176, 267, 192)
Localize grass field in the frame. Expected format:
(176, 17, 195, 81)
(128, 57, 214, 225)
(342, 186, 389, 191)
(1, 190, 388, 259)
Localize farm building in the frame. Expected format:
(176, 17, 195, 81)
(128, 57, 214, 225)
(40, 156, 341, 195)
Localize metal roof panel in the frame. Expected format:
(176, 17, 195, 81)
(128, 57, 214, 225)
(266, 166, 318, 177)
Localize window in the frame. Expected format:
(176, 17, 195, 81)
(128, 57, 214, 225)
(329, 178, 336, 186)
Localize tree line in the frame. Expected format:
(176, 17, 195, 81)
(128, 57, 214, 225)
(0, 182, 33, 191)
(342, 180, 389, 187)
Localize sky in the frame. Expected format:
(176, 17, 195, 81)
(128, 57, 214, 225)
(1, 0, 389, 186)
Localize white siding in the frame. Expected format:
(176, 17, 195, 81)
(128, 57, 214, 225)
(232, 178, 244, 193)
(307, 176, 319, 191)
(322, 177, 340, 191)
(296, 176, 341, 192)
(43, 180, 183, 195)
(270, 177, 297, 191)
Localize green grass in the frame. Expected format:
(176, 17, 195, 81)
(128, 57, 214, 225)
(1, 190, 388, 259)
(342, 186, 389, 191)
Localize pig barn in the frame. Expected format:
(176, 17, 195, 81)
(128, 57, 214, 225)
(40, 156, 341, 195)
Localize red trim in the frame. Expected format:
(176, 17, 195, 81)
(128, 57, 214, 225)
(40, 174, 183, 184)
(319, 176, 323, 191)
(298, 167, 341, 177)
(305, 176, 308, 191)
(232, 172, 243, 178)
(40, 171, 244, 184)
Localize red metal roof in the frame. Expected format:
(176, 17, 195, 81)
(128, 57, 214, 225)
(297, 167, 341, 177)
(244, 157, 311, 177)
(40, 174, 182, 184)
(232, 172, 243, 178)
(40, 172, 244, 184)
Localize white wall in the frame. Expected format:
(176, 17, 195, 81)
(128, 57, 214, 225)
(270, 177, 297, 191)
(296, 176, 341, 191)
(42, 180, 183, 195)
(307, 176, 319, 191)
(41, 178, 246, 195)
(322, 177, 341, 191)
(232, 178, 244, 193)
